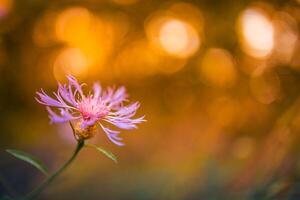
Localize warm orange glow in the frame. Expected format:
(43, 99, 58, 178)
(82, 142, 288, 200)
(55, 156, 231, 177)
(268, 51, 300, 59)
(55, 7, 92, 45)
(54, 7, 124, 76)
(111, 0, 138, 5)
(207, 96, 240, 127)
(274, 12, 298, 64)
(53, 48, 88, 81)
(0, 0, 12, 18)
(232, 137, 255, 159)
(159, 20, 188, 54)
(114, 37, 187, 77)
(3, 0, 300, 199)
(168, 2, 204, 32)
(250, 71, 281, 104)
(114, 38, 161, 78)
(238, 8, 274, 58)
(199, 48, 237, 88)
(33, 11, 57, 47)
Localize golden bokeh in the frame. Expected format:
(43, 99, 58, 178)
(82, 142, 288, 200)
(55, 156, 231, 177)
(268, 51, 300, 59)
(237, 7, 274, 58)
(250, 70, 281, 104)
(114, 37, 187, 77)
(198, 48, 237, 88)
(2, 0, 300, 199)
(54, 7, 121, 78)
(55, 7, 92, 45)
(273, 12, 299, 65)
(114, 37, 161, 78)
(207, 96, 240, 127)
(145, 3, 202, 59)
(158, 19, 200, 58)
(53, 47, 89, 81)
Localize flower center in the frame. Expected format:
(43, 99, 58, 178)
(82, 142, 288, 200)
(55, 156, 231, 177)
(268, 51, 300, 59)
(78, 97, 109, 120)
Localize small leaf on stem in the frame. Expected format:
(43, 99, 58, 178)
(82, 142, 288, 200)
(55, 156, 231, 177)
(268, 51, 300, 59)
(6, 149, 49, 176)
(85, 144, 118, 163)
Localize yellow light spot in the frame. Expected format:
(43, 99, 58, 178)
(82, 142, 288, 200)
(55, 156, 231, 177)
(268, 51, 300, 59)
(54, 7, 122, 76)
(53, 48, 88, 81)
(55, 7, 92, 45)
(158, 19, 200, 58)
(168, 2, 204, 32)
(145, 8, 201, 59)
(238, 8, 274, 58)
(160, 20, 188, 53)
(199, 48, 237, 88)
(114, 37, 187, 77)
(145, 3, 203, 63)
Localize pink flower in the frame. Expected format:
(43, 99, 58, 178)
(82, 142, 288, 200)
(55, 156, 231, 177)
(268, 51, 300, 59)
(36, 75, 145, 146)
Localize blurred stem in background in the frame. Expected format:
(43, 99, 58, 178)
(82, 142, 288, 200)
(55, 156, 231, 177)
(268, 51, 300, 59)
(22, 139, 85, 200)
(229, 94, 300, 199)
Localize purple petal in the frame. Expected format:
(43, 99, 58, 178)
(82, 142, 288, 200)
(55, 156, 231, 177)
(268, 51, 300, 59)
(93, 82, 102, 99)
(80, 118, 98, 129)
(109, 86, 128, 107)
(46, 107, 77, 123)
(67, 75, 85, 99)
(104, 115, 145, 130)
(58, 83, 78, 107)
(99, 123, 124, 146)
(101, 87, 114, 103)
(114, 102, 140, 117)
(36, 89, 67, 108)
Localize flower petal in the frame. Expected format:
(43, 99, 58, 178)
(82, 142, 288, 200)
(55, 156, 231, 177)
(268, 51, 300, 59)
(99, 123, 124, 146)
(46, 107, 77, 123)
(80, 118, 98, 129)
(36, 89, 67, 108)
(93, 82, 102, 99)
(58, 83, 78, 107)
(67, 75, 85, 99)
(104, 115, 145, 130)
(113, 102, 140, 117)
(109, 86, 128, 108)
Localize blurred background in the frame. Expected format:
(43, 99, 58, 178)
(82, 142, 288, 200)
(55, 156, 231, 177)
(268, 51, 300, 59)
(1, 0, 300, 199)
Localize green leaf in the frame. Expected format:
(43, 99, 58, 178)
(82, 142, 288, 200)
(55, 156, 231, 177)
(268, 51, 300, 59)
(6, 149, 49, 176)
(85, 144, 118, 163)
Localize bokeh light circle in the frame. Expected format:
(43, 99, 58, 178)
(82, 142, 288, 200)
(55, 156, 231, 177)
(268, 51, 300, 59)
(237, 8, 274, 58)
(198, 48, 237, 88)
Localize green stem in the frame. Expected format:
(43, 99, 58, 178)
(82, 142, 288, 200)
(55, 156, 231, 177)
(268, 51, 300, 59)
(22, 140, 84, 200)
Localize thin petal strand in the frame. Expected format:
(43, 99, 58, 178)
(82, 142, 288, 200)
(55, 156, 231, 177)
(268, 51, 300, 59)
(46, 107, 77, 123)
(99, 123, 124, 146)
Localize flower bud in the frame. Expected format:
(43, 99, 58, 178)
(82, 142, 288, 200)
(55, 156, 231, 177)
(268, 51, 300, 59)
(74, 122, 97, 140)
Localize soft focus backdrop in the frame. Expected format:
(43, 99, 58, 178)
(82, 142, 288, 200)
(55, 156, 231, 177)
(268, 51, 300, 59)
(1, 0, 300, 199)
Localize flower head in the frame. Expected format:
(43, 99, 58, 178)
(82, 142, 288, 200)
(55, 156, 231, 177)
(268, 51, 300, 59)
(36, 75, 145, 146)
